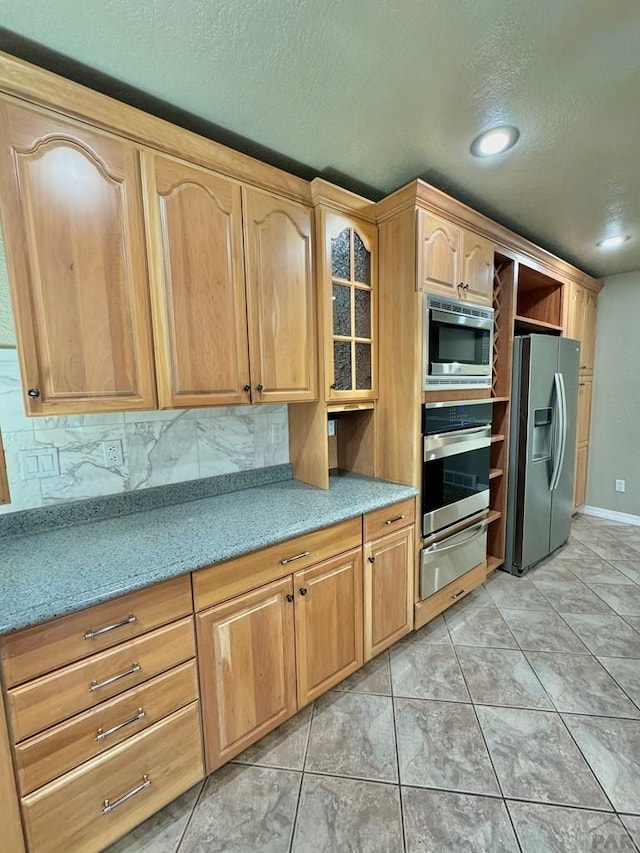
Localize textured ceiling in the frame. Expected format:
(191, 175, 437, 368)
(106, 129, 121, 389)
(2, 0, 640, 277)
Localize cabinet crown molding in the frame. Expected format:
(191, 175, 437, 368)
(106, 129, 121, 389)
(310, 178, 376, 222)
(376, 179, 602, 293)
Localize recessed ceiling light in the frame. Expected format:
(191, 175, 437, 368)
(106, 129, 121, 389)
(597, 234, 630, 249)
(471, 126, 520, 158)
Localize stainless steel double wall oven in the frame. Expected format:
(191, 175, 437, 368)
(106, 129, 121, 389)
(420, 400, 493, 598)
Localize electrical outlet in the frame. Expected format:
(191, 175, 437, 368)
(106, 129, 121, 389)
(615, 479, 626, 493)
(102, 440, 124, 468)
(327, 420, 337, 437)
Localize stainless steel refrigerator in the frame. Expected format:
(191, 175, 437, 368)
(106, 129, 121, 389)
(504, 335, 580, 575)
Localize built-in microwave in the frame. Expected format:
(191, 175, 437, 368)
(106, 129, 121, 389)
(424, 294, 494, 391)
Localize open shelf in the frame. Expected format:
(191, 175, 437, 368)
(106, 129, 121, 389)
(490, 434, 505, 444)
(487, 509, 502, 524)
(516, 264, 563, 328)
(489, 468, 503, 480)
(487, 555, 504, 573)
(514, 315, 563, 334)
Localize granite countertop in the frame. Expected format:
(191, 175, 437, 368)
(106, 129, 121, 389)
(1, 472, 417, 634)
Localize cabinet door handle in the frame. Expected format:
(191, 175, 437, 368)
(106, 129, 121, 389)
(286, 594, 294, 603)
(368, 555, 376, 564)
(280, 550, 310, 565)
(96, 708, 146, 742)
(84, 615, 137, 641)
(243, 384, 251, 393)
(451, 588, 466, 601)
(255, 384, 264, 392)
(102, 775, 151, 815)
(385, 515, 405, 526)
(27, 388, 41, 398)
(299, 587, 308, 596)
(90, 663, 141, 693)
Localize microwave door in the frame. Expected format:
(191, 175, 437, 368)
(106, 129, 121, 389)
(430, 309, 493, 332)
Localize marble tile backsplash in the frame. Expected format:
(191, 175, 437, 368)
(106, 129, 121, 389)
(0, 349, 289, 515)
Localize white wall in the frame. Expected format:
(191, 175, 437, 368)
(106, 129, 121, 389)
(0, 232, 289, 514)
(587, 270, 640, 515)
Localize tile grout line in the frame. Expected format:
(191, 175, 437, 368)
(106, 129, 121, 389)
(174, 779, 207, 853)
(390, 673, 409, 853)
(450, 641, 524, 852)
(287, 697, 317, 853)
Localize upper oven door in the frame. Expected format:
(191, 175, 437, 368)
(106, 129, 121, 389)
(423, 425, 491, 536)
(427, 307, 493, 377)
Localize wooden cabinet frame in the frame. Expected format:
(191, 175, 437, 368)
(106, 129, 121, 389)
(0, 428, 10, 505)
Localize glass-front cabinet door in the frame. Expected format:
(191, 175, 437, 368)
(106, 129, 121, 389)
(320, 209, 377, 401)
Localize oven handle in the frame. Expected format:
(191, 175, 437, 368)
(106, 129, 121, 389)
(426, 425, 490, 442)
(424, 425, 491, 461)
(425, 521, 488, 554)
(430, 308, 494, 331)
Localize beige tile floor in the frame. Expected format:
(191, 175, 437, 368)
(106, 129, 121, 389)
(107, 514, 640, 852)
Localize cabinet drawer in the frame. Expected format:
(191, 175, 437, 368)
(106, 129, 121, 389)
(193, 517, 362, 610)
(15, 660, 198, 795)
(1, 574, 192, 688)
(414, 560, 487, 630)
(364, 498, 416, 542)
(7, 617, 195, 742)
(21, 702, 203, 853)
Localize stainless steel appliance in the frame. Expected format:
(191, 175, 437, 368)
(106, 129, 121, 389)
(419, 400, 492, 599)
(422, 400, 492, 536)
(424, 294, 494, 391)
(504, 334, 580, 575)
(420, 519, 488, 598)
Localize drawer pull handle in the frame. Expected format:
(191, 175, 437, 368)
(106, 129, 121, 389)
(451, 589, 466, 601)
(280, 550, 310, 565)
(96, 708, 146, 742)
(385, 515, 405, 525)
(102, 774, 151, 815)
(84, 615, 137, 640)
(90, 663, 141, 693)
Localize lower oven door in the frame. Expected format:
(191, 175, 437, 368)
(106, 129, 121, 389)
(420, 521, 488, 599)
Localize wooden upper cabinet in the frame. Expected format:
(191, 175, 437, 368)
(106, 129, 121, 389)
(0, 428, 9, 505)
(461, 230, 494, 306)
(580, 288, 597, 375)
(293, 548, 363, 707)
(242, 188, 318, 403)
(565, 283, 598, 376)
(319, 209, 377, 401)
(0, 101, 156, 414)
(417, 210, 462, 297)
(196, 576, 297, 773)
(141, 152, 251, 408)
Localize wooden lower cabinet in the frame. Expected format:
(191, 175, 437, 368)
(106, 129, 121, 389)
(575, 443, 589, 510)
(363, 526, 414, 660)
(196, 577, 297, 773)
(21, 703, 203, 853)
(294, 548, 363, 707)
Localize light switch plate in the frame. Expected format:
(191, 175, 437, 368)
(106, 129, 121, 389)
(20, 447, 60, 479)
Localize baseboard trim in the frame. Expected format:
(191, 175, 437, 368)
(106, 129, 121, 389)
(581, 505, 640, 527)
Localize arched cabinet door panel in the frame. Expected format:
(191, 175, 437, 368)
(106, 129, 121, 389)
(0, 102, 156, 414)
(417, 210, 462, 296)
(141, 152, 250, 408)
(242, 188, 318, 403)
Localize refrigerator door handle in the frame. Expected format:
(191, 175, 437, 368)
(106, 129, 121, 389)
(557, 372, 568, 487)
(550, 372, 566, 491)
